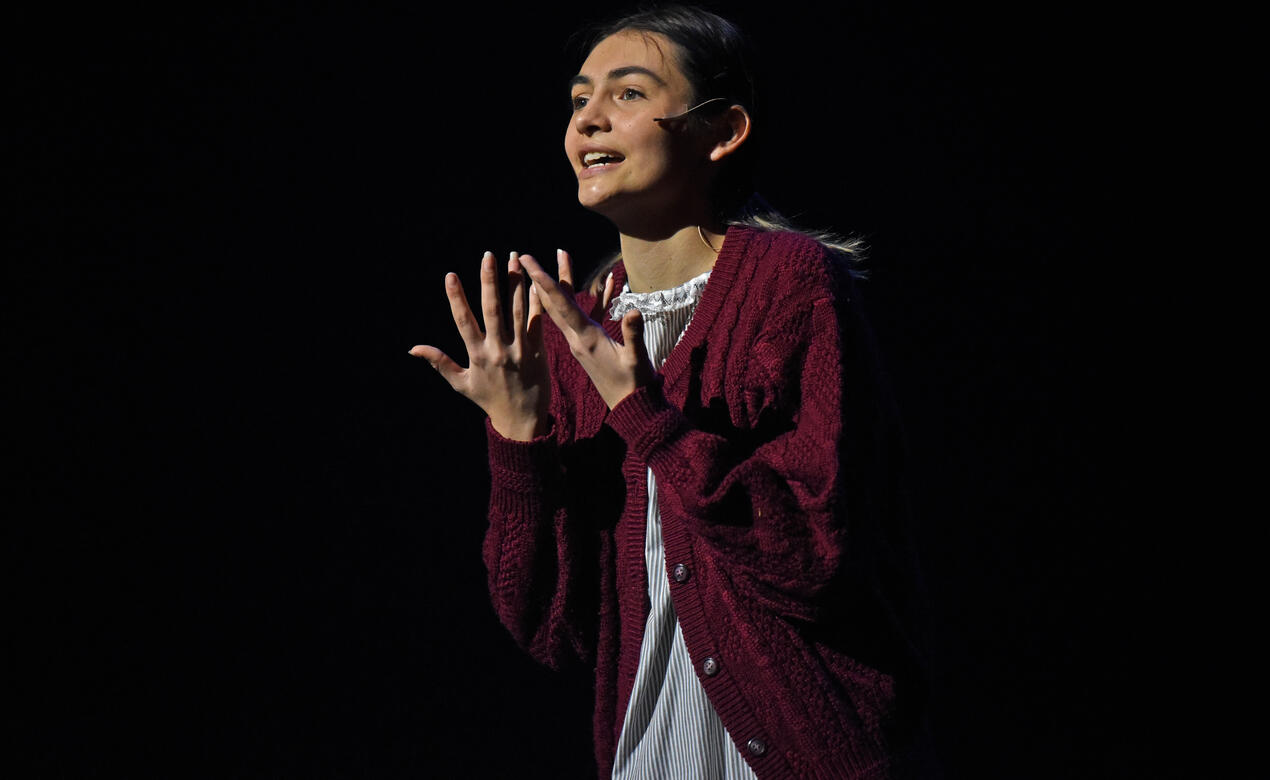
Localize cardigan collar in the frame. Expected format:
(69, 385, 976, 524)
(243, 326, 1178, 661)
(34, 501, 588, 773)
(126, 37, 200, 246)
(605, 225, 757, 402)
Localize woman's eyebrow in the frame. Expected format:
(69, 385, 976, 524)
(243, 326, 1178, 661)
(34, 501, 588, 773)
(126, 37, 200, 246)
(568, 66, 667, 89)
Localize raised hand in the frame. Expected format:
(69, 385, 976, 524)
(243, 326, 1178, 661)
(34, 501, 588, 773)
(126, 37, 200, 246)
(518, 249, 654, 410)
(410, 251, 549, 441)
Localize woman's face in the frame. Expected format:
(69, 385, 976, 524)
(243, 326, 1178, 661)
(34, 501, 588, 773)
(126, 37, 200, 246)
(565, 31, 709, 225)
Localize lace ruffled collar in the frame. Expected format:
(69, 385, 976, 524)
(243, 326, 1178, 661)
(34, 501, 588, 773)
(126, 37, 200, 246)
(608, 269, 712, 321)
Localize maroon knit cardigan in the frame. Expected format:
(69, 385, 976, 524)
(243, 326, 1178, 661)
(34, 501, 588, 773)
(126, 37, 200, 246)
(483, 227, 929, 779)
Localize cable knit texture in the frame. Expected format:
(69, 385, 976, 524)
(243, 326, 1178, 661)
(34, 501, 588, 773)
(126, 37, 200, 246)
(482, 227, 930, 779)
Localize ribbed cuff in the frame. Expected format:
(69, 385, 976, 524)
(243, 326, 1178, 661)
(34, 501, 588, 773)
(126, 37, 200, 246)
(604, 380, 686, 461)
(484, 416, 559, 495)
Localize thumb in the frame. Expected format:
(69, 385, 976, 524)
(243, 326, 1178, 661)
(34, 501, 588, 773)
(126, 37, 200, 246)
(409, 345, 466, 389)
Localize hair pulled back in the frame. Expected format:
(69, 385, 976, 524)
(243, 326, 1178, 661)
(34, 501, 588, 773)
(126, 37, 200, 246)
(573, 3, 758, 220)
(574, 3, 864, 291)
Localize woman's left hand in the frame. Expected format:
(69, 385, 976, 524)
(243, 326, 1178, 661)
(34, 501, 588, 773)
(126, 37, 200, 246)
(518, 250, 655, 410)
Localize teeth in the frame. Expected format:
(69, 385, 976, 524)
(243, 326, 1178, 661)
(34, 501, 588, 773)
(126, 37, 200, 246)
(584, 152, 621, 166)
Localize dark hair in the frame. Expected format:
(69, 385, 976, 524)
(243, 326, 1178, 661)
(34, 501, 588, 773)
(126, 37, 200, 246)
(572, 3, 759, 220)
(574, 4, 865, 292)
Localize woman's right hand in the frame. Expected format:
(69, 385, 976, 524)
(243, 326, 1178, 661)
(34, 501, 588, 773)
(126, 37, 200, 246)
(410, 251, 550, 442)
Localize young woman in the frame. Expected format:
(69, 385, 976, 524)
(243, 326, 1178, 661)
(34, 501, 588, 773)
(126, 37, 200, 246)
(412, 5, 934, 778)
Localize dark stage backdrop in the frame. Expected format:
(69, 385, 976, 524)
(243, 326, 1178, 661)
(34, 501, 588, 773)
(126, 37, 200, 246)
(14, 2, 1174, 778)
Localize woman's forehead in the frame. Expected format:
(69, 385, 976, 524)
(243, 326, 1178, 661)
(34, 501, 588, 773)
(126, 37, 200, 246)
(575, 30, 684, 85)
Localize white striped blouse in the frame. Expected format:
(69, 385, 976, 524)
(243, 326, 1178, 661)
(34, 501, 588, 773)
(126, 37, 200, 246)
(608, 270, 759, 780)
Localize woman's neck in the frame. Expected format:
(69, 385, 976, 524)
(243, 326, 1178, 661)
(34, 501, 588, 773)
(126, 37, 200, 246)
(619, 224, 724, 293)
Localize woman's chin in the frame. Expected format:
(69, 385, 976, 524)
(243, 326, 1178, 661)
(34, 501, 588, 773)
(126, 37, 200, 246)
(577, 189, 628, 220)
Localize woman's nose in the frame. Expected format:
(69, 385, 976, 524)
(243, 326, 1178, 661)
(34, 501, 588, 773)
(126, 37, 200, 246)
(573, 98, 611, 135)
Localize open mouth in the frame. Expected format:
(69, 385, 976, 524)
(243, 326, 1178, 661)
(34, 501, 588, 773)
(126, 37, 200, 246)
(583, 152, 625, 168)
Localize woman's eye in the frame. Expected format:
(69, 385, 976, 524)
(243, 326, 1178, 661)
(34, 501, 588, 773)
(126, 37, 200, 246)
(619, 87, 644, 101)
(571, 95, 589, 111)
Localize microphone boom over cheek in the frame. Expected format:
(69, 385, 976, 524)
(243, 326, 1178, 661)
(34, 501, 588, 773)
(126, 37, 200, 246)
(652, 97, 728, 123)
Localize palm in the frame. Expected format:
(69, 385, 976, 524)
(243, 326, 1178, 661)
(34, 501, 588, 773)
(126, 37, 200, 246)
(411, 252, 551, 441)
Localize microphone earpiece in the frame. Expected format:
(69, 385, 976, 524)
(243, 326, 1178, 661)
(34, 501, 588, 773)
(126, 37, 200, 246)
(653, 97, 728, 123)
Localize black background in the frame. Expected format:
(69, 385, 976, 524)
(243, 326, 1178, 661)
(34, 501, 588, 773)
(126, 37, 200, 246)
(14, 1, 1181, 777)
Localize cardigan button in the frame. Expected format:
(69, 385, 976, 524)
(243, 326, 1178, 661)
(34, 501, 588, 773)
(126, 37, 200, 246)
(672, 563, 690, 583)
(746, 737, 767, 756)
(702, 656, 719, 676)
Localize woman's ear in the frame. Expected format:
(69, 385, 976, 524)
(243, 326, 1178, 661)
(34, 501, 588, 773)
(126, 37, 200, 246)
(708, 105, 752, 162)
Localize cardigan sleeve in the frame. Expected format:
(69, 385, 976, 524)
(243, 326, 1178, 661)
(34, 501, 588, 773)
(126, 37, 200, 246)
(480, 305, 614, 671)
(604, 265, 855, 623)
(482, 421, 600, 668)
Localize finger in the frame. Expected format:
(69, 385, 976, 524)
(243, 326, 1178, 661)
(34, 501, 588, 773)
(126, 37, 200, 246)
(557, 248, 574, 295)
(518, 253, 557, 305)
(444, 270, 484, 348)
(480, 251, 506, 344)
(518, 254, 554, 346)
(526, 282, 543, 348)
(621, 309, 651, 368)
(528, 271, 543, 321)
(586, 267, 611, 322)
(409, 345, 467, 389)
(599, 270, 616, 320)
(509, 252, 527, 348)
(520, 253, 591, 335)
